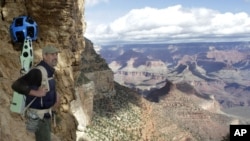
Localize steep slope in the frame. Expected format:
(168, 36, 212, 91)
(83, 81, 237, 141)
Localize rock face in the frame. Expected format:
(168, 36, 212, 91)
(0, 1, 113, 141)
(81, 38, 115, 100)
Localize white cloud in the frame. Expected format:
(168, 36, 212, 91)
(85, 0, 109, 7)
(85, 5, 250, 45)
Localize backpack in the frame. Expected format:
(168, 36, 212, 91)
(10, 65, 50, 116)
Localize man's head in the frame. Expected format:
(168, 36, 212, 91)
(42, 46, 59, 67)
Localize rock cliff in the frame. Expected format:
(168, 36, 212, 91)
(0, 1, 114, 140)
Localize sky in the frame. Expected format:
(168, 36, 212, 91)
(84, 0, 250, 45)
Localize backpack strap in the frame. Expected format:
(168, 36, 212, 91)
(35, 65, 54, 107)
(35, 65, 51, 91)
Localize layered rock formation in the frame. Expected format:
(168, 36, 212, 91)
(100, 43, 250, 109)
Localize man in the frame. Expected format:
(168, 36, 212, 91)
(12, 45, 60, 141)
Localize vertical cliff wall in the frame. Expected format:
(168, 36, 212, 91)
(0, 1, 115, 141)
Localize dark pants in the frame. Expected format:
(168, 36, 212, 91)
(35, 118, 51, 141)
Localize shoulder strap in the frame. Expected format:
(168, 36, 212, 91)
(35, 65, 53, 108)
(35, 65, 52, 91)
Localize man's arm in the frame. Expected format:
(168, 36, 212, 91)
(11, 69, 43, 96)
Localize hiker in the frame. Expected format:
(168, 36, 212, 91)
(11, 45, 60, 141)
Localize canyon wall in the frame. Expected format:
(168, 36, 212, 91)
(0, 1, 114, 140)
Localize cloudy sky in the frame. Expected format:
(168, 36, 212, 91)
(84, 0, 250, 45)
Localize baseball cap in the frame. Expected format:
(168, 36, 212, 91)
(42, 45, 60, 54)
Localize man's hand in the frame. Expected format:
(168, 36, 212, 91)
(29, 87, 48, 97)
